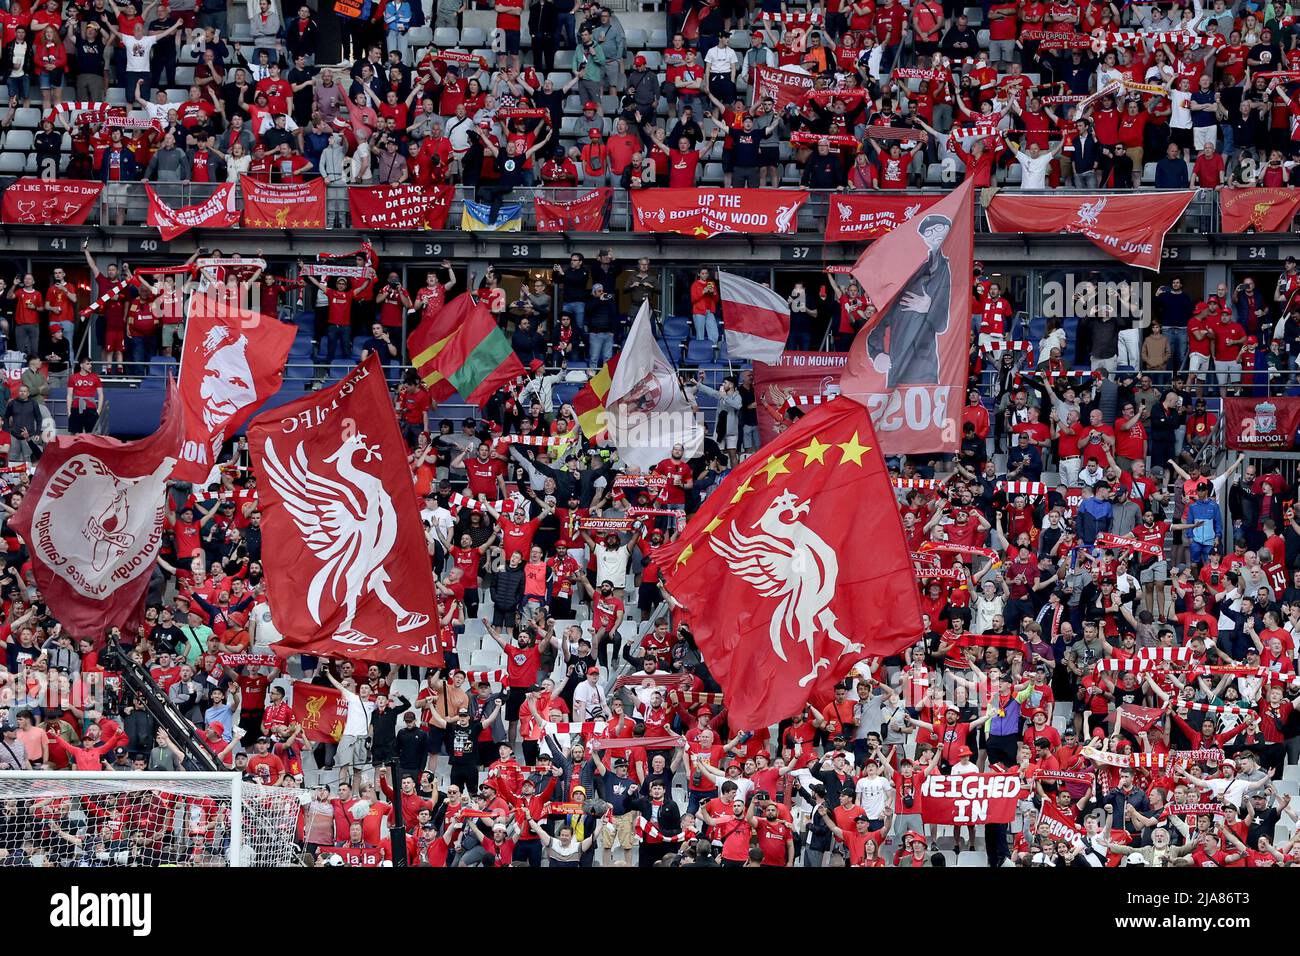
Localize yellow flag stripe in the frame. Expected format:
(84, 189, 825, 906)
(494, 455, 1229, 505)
(411, 331, 457, 370)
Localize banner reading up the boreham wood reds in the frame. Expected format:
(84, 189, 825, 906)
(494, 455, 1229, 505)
(838, 179, 974, 456)
(11, 381, 184, 636)
(632, 188, 808, 238)
(249, 354, 443, 667)
(983, 191, 1195, 271)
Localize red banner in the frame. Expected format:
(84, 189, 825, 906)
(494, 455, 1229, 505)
(919, 772, 1024, 825)
(841, 179, 974, 456)
(173, 293, 297, 483)
(984, 191, 1195, 271)
(750, 64, 817, 109)
(1, 178, 103, 225)
(10, 382, 183, 636)
(240, 176, 325, 229)
(1037, 801, 1086, 849)
(824, 193, 944, 242)
(347, 184, 453, 229)
(631, 188, 808, 238)
(752, 351, 848, 444)
(291, 680, 349, 743)
(248, 355, 443, 666)
(146, 183, 239, 241)
(1219, 187, 1300, 234)
(535, 188, 611, 232)
(1223, 397, 1300, 450)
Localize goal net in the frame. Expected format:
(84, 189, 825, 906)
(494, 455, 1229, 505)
(0, 772, 310, 867)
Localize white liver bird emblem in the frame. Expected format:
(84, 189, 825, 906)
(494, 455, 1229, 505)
(709, 490, 863, 687)
(262, 431, 429, 644)
(1075, 196, 1107, 227)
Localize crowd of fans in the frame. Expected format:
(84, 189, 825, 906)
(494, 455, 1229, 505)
(0, 0, 1297, 872)
(9, 0, 1300, 204)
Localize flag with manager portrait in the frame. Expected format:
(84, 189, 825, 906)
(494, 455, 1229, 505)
(839, 178, 974, 456)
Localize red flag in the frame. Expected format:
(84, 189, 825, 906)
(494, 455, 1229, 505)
(172, 291, 298, 482)
(10, 381, 184, 636)
(248, 355, 443, 666)
(824, 193, 944, 242)
(240, 175, 326, 228)
(1, 178, 103, 225)
(1115, 704, 1166, 735)
(534, 188, 611, 232)
(718, 271, 789, 363)
(749, 64, 817, 109)
(1220, 187, 1300, 233)
(145, 183, 239, 240)
(348, 184, 454, 229)
(652, 399, 922, 728)
(1037, 800, 1087, 849)
(1223, 396, 1300, 450)
(291, 680, 349, 743)
(840, 178, 974, 456)
(631, 188, 808, 238)
(983, 191, 1194, 271)
(918, 773, 1023, 824)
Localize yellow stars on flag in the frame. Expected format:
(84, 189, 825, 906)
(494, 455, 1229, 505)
(729, 476, 755, 504)
(760, 453, 791, 485)
(703, 517, 723, 534)
(837, 431, 871, 467)
(675, 543, 694, 568)
(796, 436, 832, 467)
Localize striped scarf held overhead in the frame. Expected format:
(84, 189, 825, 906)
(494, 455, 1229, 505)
(999, 480, 1049, 497)
(544, 722, 607, 735)
(448, 492, 506, 514)
(1135, 646, 1195, 662)
(1184, 701, 1255, 716)
(464, 669, 506, 685)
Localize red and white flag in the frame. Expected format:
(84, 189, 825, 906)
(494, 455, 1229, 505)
(172, 291, 297, 482)
(840, 178, 975, 456)
(653, 398, 922, 728)
(11, 381, 184, 636)
(145, 183, 240, 241)
(718, 271, 789, 364)
(248, 354, 443, 667)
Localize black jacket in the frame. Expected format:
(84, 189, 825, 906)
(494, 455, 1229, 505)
(631, 794, 682, 838)
(369, 697, 411, 758)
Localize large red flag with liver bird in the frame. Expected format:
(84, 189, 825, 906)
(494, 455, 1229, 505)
(653, 398, 922, 728)
(248, 355, 443, 667)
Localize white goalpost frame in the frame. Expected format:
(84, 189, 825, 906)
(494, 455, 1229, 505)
(0, 770, 303, 867)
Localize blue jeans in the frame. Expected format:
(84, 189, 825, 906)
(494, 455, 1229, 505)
(1164, 326, 1188, 375)
(588, 332, 613, 368)
(686, 787, 717, 816)
(322, 324, 350, 364)
(557, 13, 575, 46)
(563, 300, 585, 333)
(693, 311, 718, 343)
(127, 334, 156, 373)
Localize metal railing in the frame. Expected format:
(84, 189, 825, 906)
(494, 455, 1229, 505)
(15, 179, 1229, 236)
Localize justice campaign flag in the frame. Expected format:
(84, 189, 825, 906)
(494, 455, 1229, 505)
(653, 398, 922, 728)
(840, 178, 975, 456)
(983, 191, 1194, 271)
(145, 182, 240, 240)
(248, 355, 443, 666)
(172, 292, 297, 482)
(11, 381, 184, 635)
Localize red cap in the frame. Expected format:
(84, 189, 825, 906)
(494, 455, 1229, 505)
(634, 54, 647, 66)
(588, 128, 602, 139)
(529, 358, 544, 372)
(583, 100, 599, 111)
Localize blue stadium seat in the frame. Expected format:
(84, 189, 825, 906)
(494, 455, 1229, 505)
(685, 340, 717, 364)
(663, 315, 691, 339)
(554, 382, 582, 407)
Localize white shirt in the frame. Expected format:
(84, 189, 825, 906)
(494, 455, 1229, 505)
(572, 680, 609, 721)
(1169, 89, 1192, 129)
(704, 45, 738, 75)
(1014, 150, 1054, 190)
(341, 690, 374, 736)
(855, 775, 892, 819)
(124, 35, 158, 72)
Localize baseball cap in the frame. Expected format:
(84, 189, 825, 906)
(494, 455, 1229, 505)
(586, 666, 600, 675)
(529, 358, 544, 372)
(583, 101, 598, 111)
(634, 54, 646, 66)
(612, 757, 628, 767)
(456, 708, 470, 716)
(588, 128, 601, 139)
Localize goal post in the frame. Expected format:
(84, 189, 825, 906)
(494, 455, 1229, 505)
(0, 772, 311, 867)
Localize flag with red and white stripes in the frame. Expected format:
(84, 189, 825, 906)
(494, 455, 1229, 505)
(718, 271, 790, 364)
